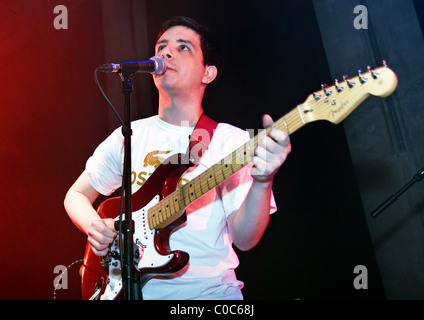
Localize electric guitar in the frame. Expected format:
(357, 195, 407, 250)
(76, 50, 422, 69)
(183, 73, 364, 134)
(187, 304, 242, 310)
(80, 63, 398, 300)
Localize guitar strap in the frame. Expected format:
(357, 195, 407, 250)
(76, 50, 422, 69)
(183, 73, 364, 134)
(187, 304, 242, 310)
(188, 113, 218, 165)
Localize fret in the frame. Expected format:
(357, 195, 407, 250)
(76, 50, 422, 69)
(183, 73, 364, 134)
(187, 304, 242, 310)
(181, 183, 190, 206)
(297, 105, 306, 124)
(273, 107, 305, 135)
(223, 163, 232, 178)
(198, 174, 205, 196)
(150, 208, 155, 227)
(205, 167, 213, 190)
(231, 149, 239, 167)
(236, 144, 250, 166)
(220, 161, 227, 181)
(211, 166, 219, 187)
(149, 208, 156, 228)
(164, 198, 171, 219)
(228, 162, 235, 174)
(179, 186, 187, 208)
(194, 175, 203, 198)
(171, 192, 179, 214)
(147, 211, 152, 228)
(193, 179, 199, 199)
(201, 174, 210, 194)
(215, 164, 224, 183)
(161, 201, 167, 221)
(187, 182, 195, 203)
(157, 205, 164, 225)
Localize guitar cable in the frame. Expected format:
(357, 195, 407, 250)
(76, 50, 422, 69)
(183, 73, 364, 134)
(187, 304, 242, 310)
(53, 258, 84, 300)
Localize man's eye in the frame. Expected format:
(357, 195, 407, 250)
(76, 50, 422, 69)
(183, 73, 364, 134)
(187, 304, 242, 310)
(179, 45, 190, 51)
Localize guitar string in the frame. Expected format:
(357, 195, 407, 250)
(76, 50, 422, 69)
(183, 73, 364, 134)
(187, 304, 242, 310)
(147, 117, 295, 229)
(151, 67, 396, 228)
(147, 109, 309, 229)
(147, 87, 364, 228)
(147, 72, 385, 228)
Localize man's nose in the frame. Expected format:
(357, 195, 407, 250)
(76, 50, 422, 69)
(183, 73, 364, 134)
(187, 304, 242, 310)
(160, 46, 173, 59)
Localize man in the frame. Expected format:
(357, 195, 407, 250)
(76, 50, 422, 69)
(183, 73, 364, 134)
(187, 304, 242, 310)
(64, 16, 291, 299)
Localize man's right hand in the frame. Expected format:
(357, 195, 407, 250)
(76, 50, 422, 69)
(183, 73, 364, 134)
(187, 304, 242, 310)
(87, 218, 117, 256)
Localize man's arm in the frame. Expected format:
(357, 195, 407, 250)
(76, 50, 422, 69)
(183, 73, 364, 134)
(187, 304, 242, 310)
(227, 115, 291, 251)
(64, 171, 117, 256)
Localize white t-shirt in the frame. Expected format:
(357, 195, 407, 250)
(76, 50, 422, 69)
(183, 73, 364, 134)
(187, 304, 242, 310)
(85, 115, 276, 300)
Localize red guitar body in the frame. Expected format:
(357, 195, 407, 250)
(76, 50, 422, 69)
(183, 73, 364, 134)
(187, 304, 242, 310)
(81, 154, 191, 300)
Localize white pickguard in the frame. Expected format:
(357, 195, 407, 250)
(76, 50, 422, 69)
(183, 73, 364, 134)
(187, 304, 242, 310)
(100, 194, 175, 300)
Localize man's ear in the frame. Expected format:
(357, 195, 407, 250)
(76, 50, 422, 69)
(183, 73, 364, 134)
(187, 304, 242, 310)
(202, 65, 218, 85)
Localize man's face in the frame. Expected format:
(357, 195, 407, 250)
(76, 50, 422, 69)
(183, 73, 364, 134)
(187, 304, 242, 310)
(153, 26, 209, 96)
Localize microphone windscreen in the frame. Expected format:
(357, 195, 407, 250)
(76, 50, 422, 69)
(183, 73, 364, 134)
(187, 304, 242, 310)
(150, 56, 166, 75)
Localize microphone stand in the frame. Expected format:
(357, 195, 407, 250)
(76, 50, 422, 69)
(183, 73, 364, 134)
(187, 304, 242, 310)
(119, 72, 142, 300)
(370, 167, 424, 218)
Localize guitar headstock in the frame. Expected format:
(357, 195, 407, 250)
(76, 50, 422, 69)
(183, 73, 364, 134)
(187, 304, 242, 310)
(300, 62, 398, 124)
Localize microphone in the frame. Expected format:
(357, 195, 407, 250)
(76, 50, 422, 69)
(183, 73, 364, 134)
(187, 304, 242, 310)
(98, 56, 166, 75)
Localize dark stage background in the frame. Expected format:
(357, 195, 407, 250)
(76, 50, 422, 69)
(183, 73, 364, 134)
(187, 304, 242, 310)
(1, 0, 423, 300)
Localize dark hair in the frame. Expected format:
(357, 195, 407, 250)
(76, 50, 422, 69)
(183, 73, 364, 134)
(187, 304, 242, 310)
(157, 16, 224, 85)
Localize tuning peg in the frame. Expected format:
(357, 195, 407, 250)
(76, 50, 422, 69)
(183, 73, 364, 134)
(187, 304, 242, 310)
(321, 84, 332, 96)
(367, 66, 380, 79)
(334, 79, 344, 92)
(313, 92, 322, 100)
(358, 69, 367, 84)
(343, 75, 355, 88)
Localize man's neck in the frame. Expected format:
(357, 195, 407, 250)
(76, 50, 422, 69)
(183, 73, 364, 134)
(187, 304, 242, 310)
(158, 93, 203, 127)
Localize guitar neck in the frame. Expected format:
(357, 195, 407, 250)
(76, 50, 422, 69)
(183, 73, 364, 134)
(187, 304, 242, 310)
(147, 64, 399, 229)
(147, 106, 306, 229)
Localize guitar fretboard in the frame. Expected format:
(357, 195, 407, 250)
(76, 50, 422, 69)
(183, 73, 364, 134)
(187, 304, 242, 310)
(147, 105, 307, 229)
